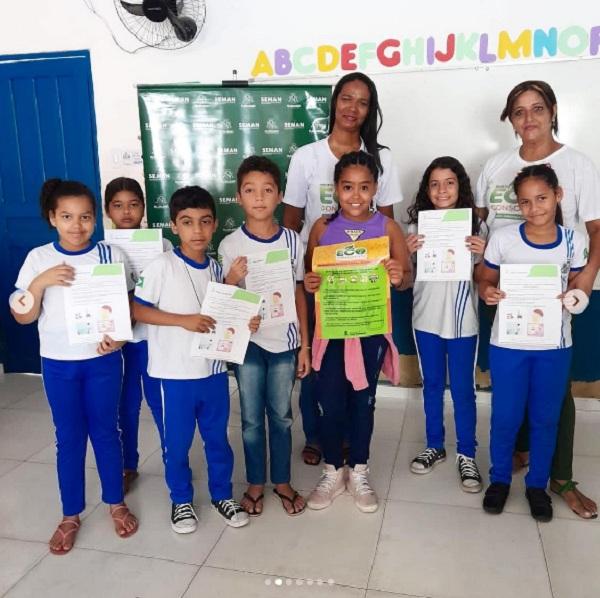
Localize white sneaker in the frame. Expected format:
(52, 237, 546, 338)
(171, 502, 198, 534)
(456, 454, 483, 493)
(347, 464, 378, 513)
(307, 464, 347, 510)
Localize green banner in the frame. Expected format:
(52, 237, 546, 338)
(137, 85, 331, 252)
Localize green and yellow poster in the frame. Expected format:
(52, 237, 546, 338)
(313, 236, 391, 339)
(137, 84, 331, 251)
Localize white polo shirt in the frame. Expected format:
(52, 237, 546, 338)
(134, 248, 226, 380)
(14, 241, 132, 361)
(219, 225, 304, 353)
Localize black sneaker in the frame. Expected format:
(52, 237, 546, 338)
(212, 499, 249, 528)
(171, 502, 198, 534)
(526, 487, 553, 522)
(410, 448, 446, 474)
(456, 454, 483, 493)
(483, 482, 510, 514)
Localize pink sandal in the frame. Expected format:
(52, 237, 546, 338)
(110, 504, 139, 538)
(49, 519, 80, 555)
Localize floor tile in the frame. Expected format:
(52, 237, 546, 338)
(0, 459, 22, 478)
(4, 548, 198, 598)
(9, 389, 50, 413)
(369, 501, 552, 598)
(0, 409, 56, 460)
(0, 462, 101, 542)
(0, 374, 43, 408)
(541, 517, 600, 598)
(207, 493, 384, 588)
(0, 539, 48, 596)
(184, 567, 365, 597)
(573, 410, 600, 457)
(76, 474, 226, 565)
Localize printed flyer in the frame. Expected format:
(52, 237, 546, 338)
(312, 236, 390, 339)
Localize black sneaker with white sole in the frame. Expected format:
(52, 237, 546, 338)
(410, 447, 446, 474)
(212, 499, 250, 528)
(171, 502, 198, 534)
(456, 454, 483, 493)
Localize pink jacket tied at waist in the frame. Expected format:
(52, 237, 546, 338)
(311, 335, 400, 391)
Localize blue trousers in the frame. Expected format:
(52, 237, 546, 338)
(119, 341, 165, 470)
(414, 330, 478, 458)
(316, 336, 386, 469)
(233, 342, 296, 485)
(161, 373, 233, 504)
(489, 345, 572, 488)
(42, 352, 124, 516)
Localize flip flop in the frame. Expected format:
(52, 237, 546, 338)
(49, 519, 80, 555)
(550, 480, 598, 519)
(110, 504, 139, 538)
(273, 488, 306, 516)
(302, 444, 322, 466)
(242, 491, 264, 517)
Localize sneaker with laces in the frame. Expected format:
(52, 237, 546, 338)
(171, 502, 198, 534)
(307, 464, 347, 510)
(347, 464, 378, 513)
(456, 454, 483, 493)
(410, 448, 446, 474)
(212, 499, 249, 528)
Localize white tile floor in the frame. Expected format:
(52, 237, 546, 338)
(1, 372, 600, 598)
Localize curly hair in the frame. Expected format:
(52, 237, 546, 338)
(407, 156, 479, 235)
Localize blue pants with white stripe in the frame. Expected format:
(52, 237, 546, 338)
(42, 353, 124, 516)
(489, 345, 571, 488)
(415, 330, 478, 457)
(161, 373, 233, 504)
(119, 341, 165, 471)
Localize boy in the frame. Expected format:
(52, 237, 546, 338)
(219, 156, 311, 516)
(133, 186, 253, 533)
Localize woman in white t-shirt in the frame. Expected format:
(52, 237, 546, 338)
(282, 72, 403, 465)
(476, 80, 600, 519)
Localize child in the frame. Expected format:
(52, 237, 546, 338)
(479, 164, 587, 521)
(132, 186, 256, 533)
(10, 179, 138, 555)
(104, 177, 172, 492)
(304, 151, 409, 513)
(219, 156, 311, 516)
(405, 157, 485, 492)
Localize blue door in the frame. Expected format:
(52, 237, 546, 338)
(0, 50, 103, 373)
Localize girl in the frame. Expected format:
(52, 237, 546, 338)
(304, 151, 409, 513)
(479, 164, 587, 522)
(105, 177, 171, 492)
(475, 80, 600, 518)
(406, 157, 485, 492)
(283, 72, 403, 466)
(11, 179, 138, 555)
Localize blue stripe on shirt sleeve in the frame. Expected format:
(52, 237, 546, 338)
(484, 259, 499, 270)
(133, 296, 154, 307)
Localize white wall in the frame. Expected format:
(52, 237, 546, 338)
(2, 1, 600, 223)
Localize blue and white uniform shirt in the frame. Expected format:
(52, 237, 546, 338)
(218, 225, 304, 354)
(134, 248, 226, 379)
(14, 241, 133, 361)
(484, 222, 587, 350)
